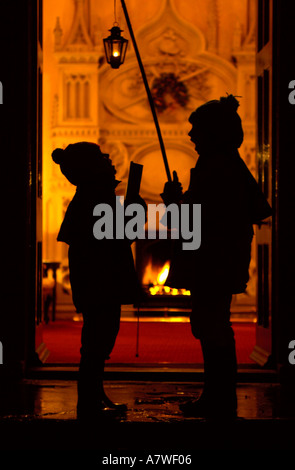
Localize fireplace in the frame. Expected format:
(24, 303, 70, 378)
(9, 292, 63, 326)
(135, 238, 192, 311)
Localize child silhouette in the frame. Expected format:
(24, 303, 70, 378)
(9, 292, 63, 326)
(52, 142, 145, 419)
(161, 95, 272, 419)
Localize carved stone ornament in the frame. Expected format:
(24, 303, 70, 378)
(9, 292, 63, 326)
(54, 0, 102, 62)
(99, 0, 237, 125)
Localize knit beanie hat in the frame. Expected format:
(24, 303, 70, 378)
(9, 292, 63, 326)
(52, 142, 114, 186)
(189, 94, 244, 150)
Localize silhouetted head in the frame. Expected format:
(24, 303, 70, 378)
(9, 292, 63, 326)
(51, 142, 117, 187)
(188, 95, 244, 155)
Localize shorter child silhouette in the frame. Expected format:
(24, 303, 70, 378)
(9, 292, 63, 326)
(52, 142, 145, 419)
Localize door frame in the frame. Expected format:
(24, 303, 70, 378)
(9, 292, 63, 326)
(250, 0, 274, 367)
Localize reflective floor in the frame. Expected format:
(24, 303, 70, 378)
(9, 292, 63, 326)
(0, 376, 295, 450)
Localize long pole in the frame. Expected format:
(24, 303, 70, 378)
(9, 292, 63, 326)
(120, 0, 172, 182)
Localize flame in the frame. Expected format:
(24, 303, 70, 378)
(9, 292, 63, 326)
(157, 262, 170, 285)
(142, 259, 190, 296)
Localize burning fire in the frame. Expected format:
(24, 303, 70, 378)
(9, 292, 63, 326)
(142, 259, 191, 296)
(157, 262, 170, 284)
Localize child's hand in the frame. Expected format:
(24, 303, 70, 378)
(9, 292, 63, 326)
(161, 170, 183, 205)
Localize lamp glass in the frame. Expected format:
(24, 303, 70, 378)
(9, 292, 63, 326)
(103, 26, 128, 69)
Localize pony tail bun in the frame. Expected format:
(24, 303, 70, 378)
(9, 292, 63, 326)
(51, 148, 64, 164)
(220, 94, 240, 112)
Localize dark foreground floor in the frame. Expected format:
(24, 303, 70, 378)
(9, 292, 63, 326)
(1, 371, 295, 452)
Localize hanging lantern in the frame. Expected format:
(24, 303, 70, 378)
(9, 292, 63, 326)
(103, 25, 128, 69)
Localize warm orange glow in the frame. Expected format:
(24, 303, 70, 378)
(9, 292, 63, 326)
(142, 259, 190, 296)
(42, 0, 257, 314)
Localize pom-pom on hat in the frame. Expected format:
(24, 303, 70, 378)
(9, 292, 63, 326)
(51, 142, 115, 186)
(189, 94, 244, 151)
(52, 148, 64, 165)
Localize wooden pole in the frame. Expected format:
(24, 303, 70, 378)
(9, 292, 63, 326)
(120, 0, 172, 182)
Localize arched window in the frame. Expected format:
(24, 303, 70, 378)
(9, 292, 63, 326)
(66, 81, 72, 118)
(64, 76, 91, 120)
(84, 81, 90, 118)
(75, 81, 81, 118)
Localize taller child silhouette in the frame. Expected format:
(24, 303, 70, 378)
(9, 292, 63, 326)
(52, 142, 145, 419)
(161, 95, 272, 419)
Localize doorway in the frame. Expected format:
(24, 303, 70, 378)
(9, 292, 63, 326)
(39, 0, 262, 368)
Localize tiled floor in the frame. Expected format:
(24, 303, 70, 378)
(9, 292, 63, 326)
(0, 374, 295, 450)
